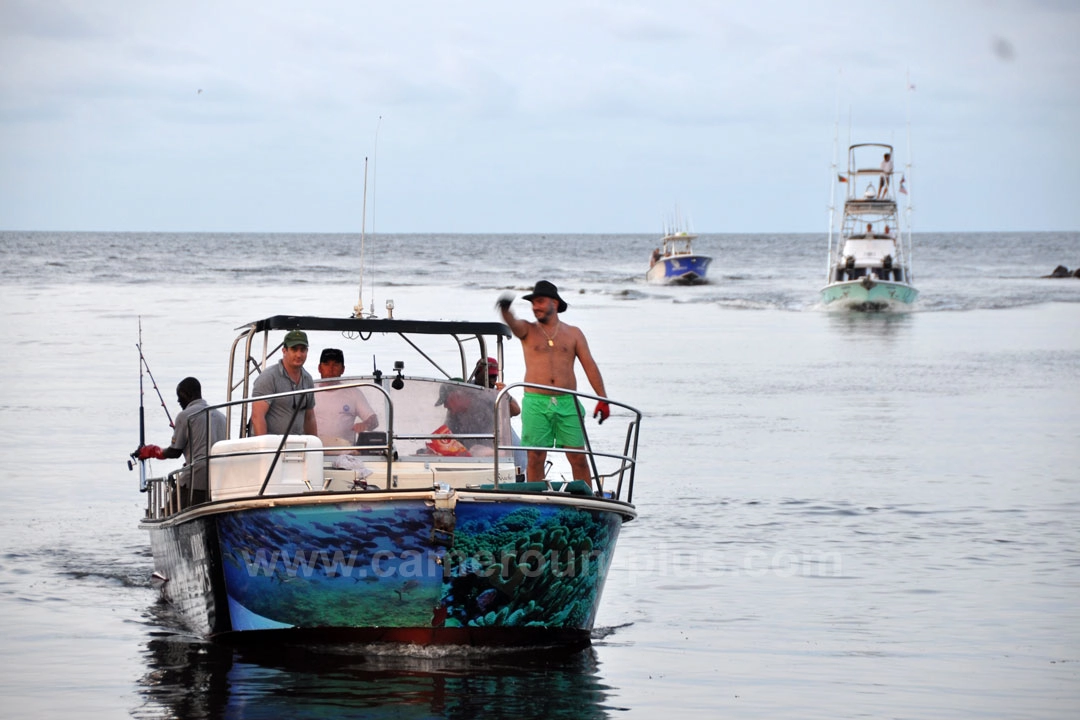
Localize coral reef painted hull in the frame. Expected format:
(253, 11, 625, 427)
(646, 255, 712, 285)
(145, 490, 633, 644)
(820, 279, 918, 310)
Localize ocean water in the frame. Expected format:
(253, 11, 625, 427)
(0, 231, 1077, 718)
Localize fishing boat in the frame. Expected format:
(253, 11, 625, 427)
(821, 142, 917, 310)
(645, 215, 712, 285)
(137, 313, 641, 649)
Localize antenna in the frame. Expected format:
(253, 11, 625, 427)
(354, 156, 369, 318)
(353, 116, 383, 319)
(369, 115, 382, 317)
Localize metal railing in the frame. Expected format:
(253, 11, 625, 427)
(143, 380, 641, 519)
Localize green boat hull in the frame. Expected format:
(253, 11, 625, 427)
(820, 279, 918, 310)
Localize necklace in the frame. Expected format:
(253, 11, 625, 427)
(538, 320, 560, 347)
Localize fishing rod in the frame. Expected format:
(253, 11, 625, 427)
(128, 318, 172, 491)
(130, 318, 149, 491)
(137, 338, 174, 429)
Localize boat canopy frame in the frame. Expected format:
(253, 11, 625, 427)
(226, 315, 513, 437)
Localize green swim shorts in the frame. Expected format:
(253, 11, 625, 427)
(520, 392, 586, 448)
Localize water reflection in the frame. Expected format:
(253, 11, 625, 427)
(135, 627, 617, 719)
(825, 307, 914, 339)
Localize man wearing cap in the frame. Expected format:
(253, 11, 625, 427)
(250, 330, 318, 437)
(496, 280, 610, 484)
(434, 382, 496, 456)
(469, 357, 527, 473)
(314, 348, 378, 450)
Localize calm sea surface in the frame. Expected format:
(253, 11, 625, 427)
(0, 231, 1077, 718)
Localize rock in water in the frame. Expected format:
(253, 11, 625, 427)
(1043, 265, 1071, 278)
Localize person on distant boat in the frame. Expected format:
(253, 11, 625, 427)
(497, 280, 610, 485)
(883, 225, 892, 237)
(314, 348, 377, 452)
(877, 152, 893, 198)
(650, 247, 661, 267)
(864, 223, 875, 238)
(137, 376, 226, 506)
(250, 330, 318, 437)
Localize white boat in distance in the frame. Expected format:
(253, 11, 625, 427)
(646, 215, 712, 285)
(821, 142, 917, 310)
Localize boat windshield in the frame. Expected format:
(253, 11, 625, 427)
(317, 377, 514, 460)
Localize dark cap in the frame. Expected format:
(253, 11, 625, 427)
(319, 348, 344, 364)
(434, 380, 465, 406)
(522, 280, 567, 313)
(283, 330, 309, 348)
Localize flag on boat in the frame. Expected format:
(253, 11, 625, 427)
(899, 175, 908, 194)
(838, 174, 847, 183)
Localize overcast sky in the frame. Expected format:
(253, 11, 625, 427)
(1, 0, 1077, 233)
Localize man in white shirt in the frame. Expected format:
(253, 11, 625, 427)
(878, 152, 894, 199)
(314, 348, 378, 451)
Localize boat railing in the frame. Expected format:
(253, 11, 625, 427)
(142, 382, 391, 518)
(494, 382, 642, 503)
(143, 379, 641, 520)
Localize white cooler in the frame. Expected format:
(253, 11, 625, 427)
(209, 435, 324, 501)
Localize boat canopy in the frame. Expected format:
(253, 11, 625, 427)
(241, 315, 512, 339)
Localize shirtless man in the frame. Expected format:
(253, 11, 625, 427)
(497, 280, 610, 483)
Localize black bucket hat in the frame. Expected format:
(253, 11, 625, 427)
(522, 280, 568, 313)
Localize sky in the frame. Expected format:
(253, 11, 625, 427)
(1, 0, 1077, 234)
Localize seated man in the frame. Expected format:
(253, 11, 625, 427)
(431, 383, 497, 457)
(469, 358, 526, 473)
(314, 348, 378, 452)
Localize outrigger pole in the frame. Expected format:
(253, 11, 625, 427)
(904, 71, 915, 283)
(826, 72, 841, 283)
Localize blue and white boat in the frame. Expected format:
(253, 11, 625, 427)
(138, 312, 641, 649)
(821, 142, 918, 310)
(646, 219, 712, 285)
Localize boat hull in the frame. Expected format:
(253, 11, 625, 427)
(820, 278, 919, 310)
(646, 255, 712, 285)
(144, 489, 633, 645)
